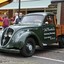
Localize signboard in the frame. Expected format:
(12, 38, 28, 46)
(0, 0, 8, 3)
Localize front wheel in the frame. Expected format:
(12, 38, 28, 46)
(20, 38, 36, 57)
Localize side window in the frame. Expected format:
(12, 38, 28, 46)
(44, 15, 54, 24)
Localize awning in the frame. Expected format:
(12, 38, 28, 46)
(0, 0, 51, 10)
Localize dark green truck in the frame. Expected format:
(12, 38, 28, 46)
(0, 12, 64, 57)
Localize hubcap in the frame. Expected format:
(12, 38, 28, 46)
(26, 43, 33, 51)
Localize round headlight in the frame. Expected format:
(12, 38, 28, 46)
(8, 34, 12, 37)
(4, 34, 7, 37)
(8, 32, 12, 37)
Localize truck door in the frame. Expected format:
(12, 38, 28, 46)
(43, 15, 56, 44)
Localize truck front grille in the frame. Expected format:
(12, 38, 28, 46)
(1, 28, 14, 46)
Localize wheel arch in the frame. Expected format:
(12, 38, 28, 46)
(18, 32, 43, 49)
(26, 34, 42, 47)
(57, 35, 64, 48)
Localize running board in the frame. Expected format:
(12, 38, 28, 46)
(0, 47, 20, 53)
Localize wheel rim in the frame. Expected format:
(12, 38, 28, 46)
(21, 38, 35, 57)
(26, 43, 33, 53)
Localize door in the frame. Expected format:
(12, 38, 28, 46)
(42, 15, 56, 44)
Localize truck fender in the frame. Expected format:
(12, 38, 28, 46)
(18, 31, 42, 49)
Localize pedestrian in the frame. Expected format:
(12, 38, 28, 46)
(14, 12, 18, 23)
(15, 13, 23, 24)
(2, 15, 9, 29)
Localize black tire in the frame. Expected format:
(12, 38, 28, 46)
(20, 38, 36, 57)
(59, 42, 64, 48)
(59, 36, 64, 48)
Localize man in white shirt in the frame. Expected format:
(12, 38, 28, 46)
(14, 12, 18, 23)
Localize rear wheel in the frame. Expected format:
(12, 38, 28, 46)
(59, 42, 64, 48)
(58, 36, 64, 48)
(20, 38, 36, 57)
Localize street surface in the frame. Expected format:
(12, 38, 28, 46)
(0, 45, 64, 64)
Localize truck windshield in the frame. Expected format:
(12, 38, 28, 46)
(21, 15, 44, 25)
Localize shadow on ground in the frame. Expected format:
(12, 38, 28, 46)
(0, 45, 63, 58)
(35, 45, 64, 55)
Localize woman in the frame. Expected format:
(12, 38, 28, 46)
(3, 15, 9, 29)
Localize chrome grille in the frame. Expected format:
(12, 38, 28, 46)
(1, 28, 14, 46)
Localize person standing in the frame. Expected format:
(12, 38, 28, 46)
(15, 13, 23, 24)
(2, 15, 9, 29)
(14, 12, 18, 23)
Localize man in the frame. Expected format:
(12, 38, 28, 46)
(15, 13, 23, 24)
(14, 12, 18, 23)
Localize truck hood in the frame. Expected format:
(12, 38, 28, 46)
(8, 24, 40, 31)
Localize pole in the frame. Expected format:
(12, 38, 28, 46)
(18, 0, 21, 16)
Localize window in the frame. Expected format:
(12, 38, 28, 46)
(44, 15, 54, 24)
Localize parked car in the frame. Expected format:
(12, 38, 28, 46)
(0, 12, 64, 57)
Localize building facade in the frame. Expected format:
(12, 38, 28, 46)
(51, 0, 64, 24)
(0, 0, 57, 18)
(0, 0, 12, 17)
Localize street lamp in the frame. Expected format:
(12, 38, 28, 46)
(19, 0, 21, 14)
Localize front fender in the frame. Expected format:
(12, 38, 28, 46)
(15, 31, 38, 49)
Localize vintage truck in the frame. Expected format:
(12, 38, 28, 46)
(0, 12, 64, 57)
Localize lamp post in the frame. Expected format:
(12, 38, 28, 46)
(18, 0, 21, 15)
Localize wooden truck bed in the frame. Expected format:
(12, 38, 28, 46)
(56, 24, 64, 37)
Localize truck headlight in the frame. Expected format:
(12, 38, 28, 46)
(4, 32, 12, 38)
(8, 32, 12, 37)
(4, 34, 7, 37)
